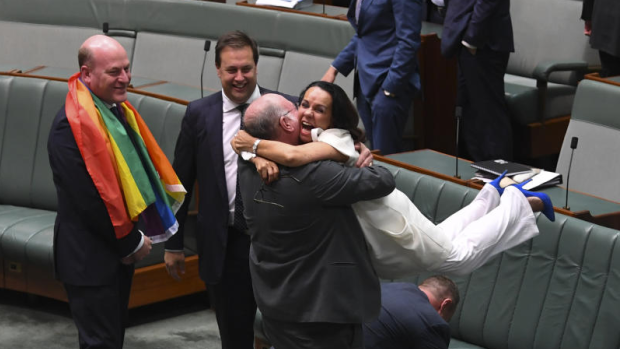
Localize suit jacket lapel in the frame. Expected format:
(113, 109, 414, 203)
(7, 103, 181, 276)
(206, 93, 228, 203)
(358, 0, 375, 29)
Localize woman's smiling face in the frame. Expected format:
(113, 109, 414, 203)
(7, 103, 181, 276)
(298, 86, 333, 144)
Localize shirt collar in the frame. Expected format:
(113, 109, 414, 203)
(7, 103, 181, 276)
(222, 85, 261, 113)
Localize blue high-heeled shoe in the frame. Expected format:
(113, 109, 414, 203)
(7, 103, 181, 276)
(489, 170, 508, 195)
(513, 183, 555, 221)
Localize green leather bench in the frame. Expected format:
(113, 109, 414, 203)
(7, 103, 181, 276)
(0, 74, 204, 307)
(254, 161, 620, 349)
(0, 0, 357, 101)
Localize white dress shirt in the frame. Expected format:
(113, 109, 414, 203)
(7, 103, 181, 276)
(221, 86, 262, 225)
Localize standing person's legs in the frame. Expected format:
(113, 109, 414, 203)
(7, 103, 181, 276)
(599, 50, 620, 77)
(64, 265, 134, 349)
(208, 228, 256, 349)
(369, 88, 412, 155)
(436, 184, 501, 241)
(435, 186, 539, 274)
(356, 89, 374, 149)
(458, 48, 512, 161)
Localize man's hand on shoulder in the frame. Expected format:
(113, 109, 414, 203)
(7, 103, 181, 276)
(321, 66, 338, 83)
(164, 250, 186, 281)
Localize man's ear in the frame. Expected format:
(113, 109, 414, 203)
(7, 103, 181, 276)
(215, 63, 222, 79)
(279, 116, 294, 133)
(80, 65, 90, 83)
(439, 298, 453, 320)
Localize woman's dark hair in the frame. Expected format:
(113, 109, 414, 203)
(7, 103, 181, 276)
(298, 81, 366, 142)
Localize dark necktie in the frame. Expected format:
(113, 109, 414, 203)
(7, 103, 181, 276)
(233, 103, 249, 232)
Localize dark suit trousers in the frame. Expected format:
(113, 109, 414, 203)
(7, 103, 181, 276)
(262, 315, 363, 349)
(207, 227, 256, 349)
(599, 50, 620, 77)
(357, 85, 412, 155)
(64, 265, 134, 349)
(457, 47, 513, 161)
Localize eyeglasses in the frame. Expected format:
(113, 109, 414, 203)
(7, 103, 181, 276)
(253, 174, 301, 208)
(279, 108, 296, 118)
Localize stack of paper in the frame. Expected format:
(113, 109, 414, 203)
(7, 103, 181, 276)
(471, 159, 562, 190)
(521, 170, 562, 190)
(256, 0, 313, 9)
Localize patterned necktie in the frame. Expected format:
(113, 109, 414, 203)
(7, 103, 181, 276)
(233, 103, 250, 232)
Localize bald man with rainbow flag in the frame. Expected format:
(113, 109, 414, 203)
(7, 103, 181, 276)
(47, 35, 185, 348)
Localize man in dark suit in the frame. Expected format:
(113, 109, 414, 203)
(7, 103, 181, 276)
(441, 0, 514, 161)
(48, 35, 154, 348)
(582, 0, 620, 77)
(238, 94, 396, 348)
(364, 276, 460, 349)
(322, 0, 423, 154)
(163, 31, 296, 349)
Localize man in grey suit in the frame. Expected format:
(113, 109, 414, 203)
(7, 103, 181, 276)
(238, 94, 396, 349)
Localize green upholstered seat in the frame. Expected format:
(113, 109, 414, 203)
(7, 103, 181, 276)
(556, 79, 620, 203)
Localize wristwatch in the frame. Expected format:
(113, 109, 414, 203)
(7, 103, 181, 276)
(252, 139, 261, 155)
(383, 89, 396, 98)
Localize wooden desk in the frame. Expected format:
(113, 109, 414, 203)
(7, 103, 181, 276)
(413, 29, 458, 155)
(585, 72, 620, 87)
(374, 149, 620, 230)
(376, 149, 475, 187)
(236, 1, 348, 20)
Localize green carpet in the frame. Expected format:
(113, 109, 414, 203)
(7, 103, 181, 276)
(0, 289, 222, 349)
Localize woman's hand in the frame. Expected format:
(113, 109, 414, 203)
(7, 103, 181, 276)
(355, 142, 374, 168)
(251, 157, 280, 184)
(231, 130, 258, 154)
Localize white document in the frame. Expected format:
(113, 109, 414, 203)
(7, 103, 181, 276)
(256, 0, 311, 9)
(522, 170, 561, 190)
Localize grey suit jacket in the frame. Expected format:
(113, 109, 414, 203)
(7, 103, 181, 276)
(239, 160, 395, 324)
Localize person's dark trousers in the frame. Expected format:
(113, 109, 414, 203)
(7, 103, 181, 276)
(262, 315, 363, 349)
(599, 50, 620, 78)
(457, 47, 513, 162)
(426, 0, 445, 24)
(356, 85, 412, 155)
(64, 264, 134, 349)
(208, 227, 256, 349)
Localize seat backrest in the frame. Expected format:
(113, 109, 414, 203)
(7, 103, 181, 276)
(556, 79, 620, 202)
(377, 161, 620, 349)
(279, 51, 355, 100)
(0, 20, 135, 73)
(448, 216, 620, 349)
(0, 75, 65, 211)
(1, 0, 356, 97)
(507, 0, 599, 85)
(0, 75, 186, 211)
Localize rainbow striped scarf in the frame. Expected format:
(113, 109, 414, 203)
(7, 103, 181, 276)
(65, 73, 185, 243)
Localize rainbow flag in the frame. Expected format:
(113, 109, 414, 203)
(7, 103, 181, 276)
(65, 73, 185, 243)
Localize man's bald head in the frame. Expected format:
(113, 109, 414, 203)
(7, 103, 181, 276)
(78, 35, 126, 69)
(244, 94, 299, 145)
(79, 35, 131, 104)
